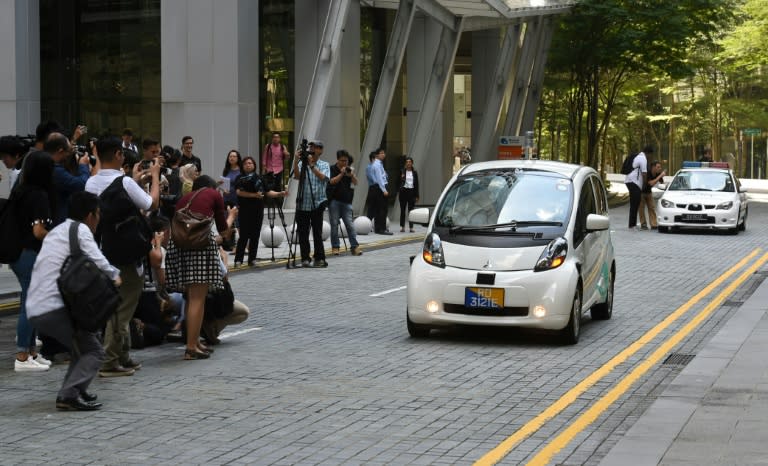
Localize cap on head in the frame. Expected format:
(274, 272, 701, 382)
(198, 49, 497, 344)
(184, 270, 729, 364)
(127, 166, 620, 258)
(310, 140, 324, 148)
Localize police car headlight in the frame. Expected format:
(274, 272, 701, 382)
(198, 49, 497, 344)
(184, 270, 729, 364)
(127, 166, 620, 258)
(660, 199, 674, 208)
(423, 233, 445, 268)
(716, 201, 733, 210)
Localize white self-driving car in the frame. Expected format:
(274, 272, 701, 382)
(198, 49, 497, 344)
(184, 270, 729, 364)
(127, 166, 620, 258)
(656, 163, 747, 234)
(406, 160, 615, 344)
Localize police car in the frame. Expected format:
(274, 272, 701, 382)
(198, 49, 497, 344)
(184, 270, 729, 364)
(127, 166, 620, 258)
(656, 161, 748, 234)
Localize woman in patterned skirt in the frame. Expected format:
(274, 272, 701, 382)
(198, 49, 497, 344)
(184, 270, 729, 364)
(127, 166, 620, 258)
(166, 175, 238, 359)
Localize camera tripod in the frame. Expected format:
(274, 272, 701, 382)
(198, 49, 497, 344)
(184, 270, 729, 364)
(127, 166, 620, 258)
(265, 196, 290, 262)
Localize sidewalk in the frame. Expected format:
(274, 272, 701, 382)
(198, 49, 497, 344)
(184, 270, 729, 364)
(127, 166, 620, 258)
(0, 221, 424, 313)
(599, 267, 768, 465)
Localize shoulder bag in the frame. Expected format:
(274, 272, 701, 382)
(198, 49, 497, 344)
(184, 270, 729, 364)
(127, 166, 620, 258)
(171, 188, 213, 249)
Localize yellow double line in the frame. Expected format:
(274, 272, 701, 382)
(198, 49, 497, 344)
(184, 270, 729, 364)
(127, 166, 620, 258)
(475, 247, 768, 466)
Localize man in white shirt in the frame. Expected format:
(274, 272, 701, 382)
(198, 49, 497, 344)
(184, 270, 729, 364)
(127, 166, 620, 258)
(86, 137, 160, 377)
(27, 191, 121, 411)
(624, 145, 651, 230)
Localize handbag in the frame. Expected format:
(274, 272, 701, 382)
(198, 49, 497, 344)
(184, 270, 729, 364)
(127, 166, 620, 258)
(57, 222, 122, 332)
(171, 188, 213, 249)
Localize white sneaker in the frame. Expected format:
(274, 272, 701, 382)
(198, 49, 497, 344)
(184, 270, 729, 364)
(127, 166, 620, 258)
(33, 354, 52, 366)
(14, 357, 49, 372)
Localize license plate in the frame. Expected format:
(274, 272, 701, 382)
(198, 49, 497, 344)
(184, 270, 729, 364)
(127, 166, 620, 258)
(465, 287, 504, 309)
(682, 214, 705, 220)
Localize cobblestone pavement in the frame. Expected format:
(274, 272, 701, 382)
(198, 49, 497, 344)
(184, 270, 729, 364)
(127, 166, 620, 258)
(0, 202, 767, 465)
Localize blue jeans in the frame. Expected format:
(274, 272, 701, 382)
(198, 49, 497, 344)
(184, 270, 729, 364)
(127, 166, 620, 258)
(328, 200, 359, 249)
(10, 249, 38, 353)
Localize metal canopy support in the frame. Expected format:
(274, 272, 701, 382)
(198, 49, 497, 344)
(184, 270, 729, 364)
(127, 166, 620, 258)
(472, 22, 522, 162)
(355, 0, 418, 213)
(407, 16, 465, 168)
(519, 16, 555, 133)
(501, 15, 543, 136)
(294, 0, 352, 144)
(417, 0, 458, 31)
(284, 0, 350, 211)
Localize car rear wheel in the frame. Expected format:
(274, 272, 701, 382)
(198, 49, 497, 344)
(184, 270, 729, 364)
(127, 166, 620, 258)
(407, 310, 430, 338)
(590, 268, 614, 320)
(560, 286, 582, 345)
(739, 209, 747, 232)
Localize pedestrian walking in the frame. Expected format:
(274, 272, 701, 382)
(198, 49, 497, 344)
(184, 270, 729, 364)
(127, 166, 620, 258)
(398, 156, 419, 233)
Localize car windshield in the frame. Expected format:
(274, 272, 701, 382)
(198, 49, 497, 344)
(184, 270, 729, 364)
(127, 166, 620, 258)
(668, 171, 735, 192)
(435, 170, 572, 228)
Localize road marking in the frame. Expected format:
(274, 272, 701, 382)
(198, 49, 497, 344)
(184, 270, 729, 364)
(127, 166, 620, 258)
(219, 327, 262, 340)
(175, 327, 262, 348)
(526, 251, 768, 466)
(473, 247, 762, 466)
(370, 285, 407, 297)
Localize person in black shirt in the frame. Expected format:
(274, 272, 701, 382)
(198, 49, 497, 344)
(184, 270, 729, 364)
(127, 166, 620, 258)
(9, 150, 56, 372)
(328, 150, 362, 256)
(639, 160, 665, 230)
(234, 157, 287, 266)
(180, 136, 203, 173)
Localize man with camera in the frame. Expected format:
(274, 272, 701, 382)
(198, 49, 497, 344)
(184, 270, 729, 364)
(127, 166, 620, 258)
(327, 149, 362, 257)
(292, 140, 330, 268)
(45, 132, 92, 225)
(86, 137, 160, 378)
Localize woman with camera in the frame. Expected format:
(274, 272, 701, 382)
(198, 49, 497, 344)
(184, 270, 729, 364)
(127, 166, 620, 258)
(166, 175, 237, 360)
(398, 156, 419, 232)
(233, 157, 287, 266)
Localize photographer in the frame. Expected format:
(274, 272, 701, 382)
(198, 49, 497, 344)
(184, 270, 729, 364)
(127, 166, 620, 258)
(27, 191, 121, 410)
(327, 150, 362, 257)
(291, 140, 330, 268)
(45, 132, 91, 224)
(234, 156, 288, 267)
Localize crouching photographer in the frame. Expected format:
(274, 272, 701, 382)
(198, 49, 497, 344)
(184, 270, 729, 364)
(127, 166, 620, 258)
(27, 191, 122, 411)
(200, 247, 250, 345)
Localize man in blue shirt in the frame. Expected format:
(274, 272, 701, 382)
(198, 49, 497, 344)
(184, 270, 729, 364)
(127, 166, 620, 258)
(44, 132, 91, 225)
(369, 148, 392, 235)
(291, 141, 331, 267)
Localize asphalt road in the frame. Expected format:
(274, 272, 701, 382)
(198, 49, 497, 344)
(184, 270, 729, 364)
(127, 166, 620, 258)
(0, 201, 766, 465)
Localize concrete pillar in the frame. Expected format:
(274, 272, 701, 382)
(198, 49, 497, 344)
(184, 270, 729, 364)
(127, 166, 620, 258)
(0, 0, 40, 135)
(294, 0, 360, 159)
(161, 0, 260, 175)
(406, 14, 454, 207)
(471, 28, 502, 163)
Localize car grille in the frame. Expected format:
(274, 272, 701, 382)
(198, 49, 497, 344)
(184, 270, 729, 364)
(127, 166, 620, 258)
(674, 215, 715, 224)
(443, 303, 528, 317)
(675, 203, 716, 210)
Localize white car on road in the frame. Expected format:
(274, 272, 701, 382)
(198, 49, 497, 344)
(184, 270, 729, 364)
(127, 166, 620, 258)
(406, 160, 616, 344)
(656, 165, 748, 234)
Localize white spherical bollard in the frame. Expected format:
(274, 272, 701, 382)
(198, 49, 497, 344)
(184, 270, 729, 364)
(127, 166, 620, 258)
(320, 221, 331, 241)
(354, 216, 372, 235)
(260, 225, 285, 248)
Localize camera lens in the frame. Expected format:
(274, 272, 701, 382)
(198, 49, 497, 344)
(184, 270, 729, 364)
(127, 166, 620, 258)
(345, 167, 352, 174)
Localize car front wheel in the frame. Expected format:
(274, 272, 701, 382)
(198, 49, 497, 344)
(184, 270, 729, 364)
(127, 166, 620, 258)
(560, 286, 582, 345)
(407, 310, 430, 338)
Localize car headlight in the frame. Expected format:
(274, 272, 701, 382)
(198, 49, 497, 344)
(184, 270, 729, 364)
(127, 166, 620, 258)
(660, 199, 674, 208)
(423, 232, 445, 268)
(716, 201, 733, 210)
(534, 237, 568, 272)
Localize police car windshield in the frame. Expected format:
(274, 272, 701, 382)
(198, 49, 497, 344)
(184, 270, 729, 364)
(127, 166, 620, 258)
(668, 171, 735, 192)
(435, 170, 572, 228)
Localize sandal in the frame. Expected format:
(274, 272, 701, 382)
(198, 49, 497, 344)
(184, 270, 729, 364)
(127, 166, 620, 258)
(184, 349, 210, 360)
(197, 344, 214, 354)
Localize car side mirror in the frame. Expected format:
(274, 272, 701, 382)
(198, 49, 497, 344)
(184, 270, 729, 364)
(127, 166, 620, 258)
(586, 213, 610, 232)
(740, 187, 748, 193)
(656, 183, 667, 190)
(409, 208, 430, 226)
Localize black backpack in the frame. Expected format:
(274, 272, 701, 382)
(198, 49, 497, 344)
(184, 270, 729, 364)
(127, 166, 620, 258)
(0, 191, 23, 264)
(98, 176, 152, 265)
(620, 153, 637, 175)
(58, 221, 121, 332)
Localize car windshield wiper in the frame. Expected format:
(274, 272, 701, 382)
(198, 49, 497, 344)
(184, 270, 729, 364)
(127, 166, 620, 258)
(449, 220, 562, 233)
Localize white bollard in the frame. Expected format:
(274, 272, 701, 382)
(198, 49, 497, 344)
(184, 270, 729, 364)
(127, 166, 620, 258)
(354, 216, 372, 235)
(260, 225, 285, 247)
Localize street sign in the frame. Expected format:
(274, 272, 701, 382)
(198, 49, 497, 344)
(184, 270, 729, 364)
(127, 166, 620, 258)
(743, 128, 761, 136)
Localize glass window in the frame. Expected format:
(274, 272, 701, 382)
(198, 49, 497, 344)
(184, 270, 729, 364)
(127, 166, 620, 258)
(435, 170, 573, 228)
(260, 0, 295, 147)
(669, 170, 735, 192)
(40, 0, 161, 140)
